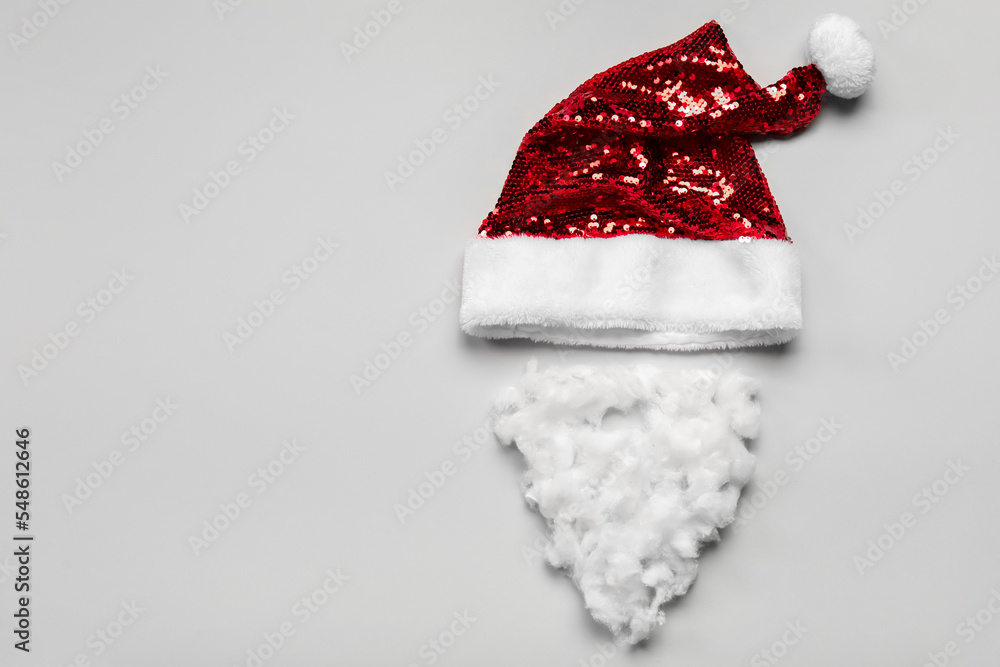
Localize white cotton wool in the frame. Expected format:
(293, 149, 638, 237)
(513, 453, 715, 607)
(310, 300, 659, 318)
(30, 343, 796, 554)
(492, 360, 759, 644)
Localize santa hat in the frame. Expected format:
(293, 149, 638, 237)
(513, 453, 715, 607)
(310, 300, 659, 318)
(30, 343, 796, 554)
(460, 15, 874, 350)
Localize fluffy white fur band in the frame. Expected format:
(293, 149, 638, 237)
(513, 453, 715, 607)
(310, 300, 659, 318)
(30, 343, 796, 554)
(492, 360, 759, 643)
(460, 235, 802, 351)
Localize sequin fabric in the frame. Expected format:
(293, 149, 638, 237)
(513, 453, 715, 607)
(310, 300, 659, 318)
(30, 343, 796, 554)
(478, 21, 826, 241)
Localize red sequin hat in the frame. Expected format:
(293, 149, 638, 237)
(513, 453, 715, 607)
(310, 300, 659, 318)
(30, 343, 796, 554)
(460, 15, 874, 350)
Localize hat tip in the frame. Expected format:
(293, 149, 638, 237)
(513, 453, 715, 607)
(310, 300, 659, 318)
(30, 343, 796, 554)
(807, 13, 876, 99)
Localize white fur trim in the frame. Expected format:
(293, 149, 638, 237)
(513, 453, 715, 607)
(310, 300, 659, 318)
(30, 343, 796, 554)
(492, 360, 759, 643)
(460, 235, 801, 350)
(807, 14, 876, 99)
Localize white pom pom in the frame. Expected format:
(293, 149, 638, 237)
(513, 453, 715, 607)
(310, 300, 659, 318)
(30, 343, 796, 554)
(807, 14, 875, 99)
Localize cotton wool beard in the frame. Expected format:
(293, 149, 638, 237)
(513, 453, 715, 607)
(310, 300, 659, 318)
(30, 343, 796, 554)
(492, 361, 760, 644)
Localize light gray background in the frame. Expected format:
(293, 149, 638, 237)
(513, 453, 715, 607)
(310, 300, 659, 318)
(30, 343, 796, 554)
(2, 0, 998, 665)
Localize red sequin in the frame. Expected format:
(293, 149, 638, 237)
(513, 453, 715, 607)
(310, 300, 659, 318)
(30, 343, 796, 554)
(478, 21, 826, 241)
